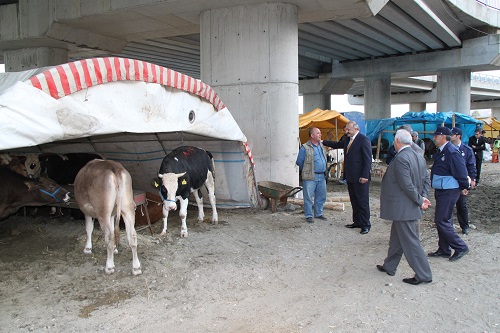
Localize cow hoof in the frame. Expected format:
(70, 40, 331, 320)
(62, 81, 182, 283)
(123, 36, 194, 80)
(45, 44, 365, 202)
(212, 220, 218, 225)
(132, 267, 142, 276)
(180, 232, 189, 238)
(114, 248, 118, 254)
(160, 231, 168, 236)
(105, 267, 115, 274)
(83, 248, 92, 254)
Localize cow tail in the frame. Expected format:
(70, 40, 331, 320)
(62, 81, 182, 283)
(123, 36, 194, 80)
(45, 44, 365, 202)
(114, 174, 124, 232)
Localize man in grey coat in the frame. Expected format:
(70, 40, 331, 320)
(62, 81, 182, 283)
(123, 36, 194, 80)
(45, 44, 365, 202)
(376, 129, 433, 285)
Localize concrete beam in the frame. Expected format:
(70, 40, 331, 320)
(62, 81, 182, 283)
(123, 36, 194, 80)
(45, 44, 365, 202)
(332, 35, 500, 79)
(46, 22, 127, 53)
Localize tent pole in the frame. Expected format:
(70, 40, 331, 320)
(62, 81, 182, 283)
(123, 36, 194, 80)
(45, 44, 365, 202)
(376, 132, 382, 161)
(452, 114, 456, 128)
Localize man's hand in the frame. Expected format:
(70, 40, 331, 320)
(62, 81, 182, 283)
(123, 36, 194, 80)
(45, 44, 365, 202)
(461, 189, 469, 196)
(359, 177, 368, 184)
(421, 197, 431, 210)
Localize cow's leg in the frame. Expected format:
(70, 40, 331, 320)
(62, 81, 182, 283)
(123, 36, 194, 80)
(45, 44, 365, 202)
(83, 215, 94, 254)
(100, 217, 115, 274)
(179, 198, 189, 238)
(160, 204, 170, 236)
(206, 171, 218, 225)
(194, 189, 205, 223)
(122, 207, 142, 276)
(112, 214, 119, 254)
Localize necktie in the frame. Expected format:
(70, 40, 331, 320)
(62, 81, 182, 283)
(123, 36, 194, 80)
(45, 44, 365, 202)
(347, 138, 353, 152)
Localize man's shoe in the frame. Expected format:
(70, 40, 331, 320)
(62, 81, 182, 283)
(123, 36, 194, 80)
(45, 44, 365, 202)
(360, 228, 370, 235)
(462, 228, 469, 235)
(449, 249, 469, 261)
(402, 277, 432, 285)
(345, 223, 361, 229)
(427, 250, 451, 258)
(315, 216, 328, 221)
(376, 264, 395, 276)
(306, 217, 314, 223)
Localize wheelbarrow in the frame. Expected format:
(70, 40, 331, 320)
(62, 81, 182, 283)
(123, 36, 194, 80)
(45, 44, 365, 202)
(257, 181, 302, 213)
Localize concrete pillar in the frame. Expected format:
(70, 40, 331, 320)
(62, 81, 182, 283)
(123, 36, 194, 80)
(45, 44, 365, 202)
(409, 102, 426, 112)
(302, 93, 331, 113)
(201, 3, 299, 186)
(492, 108, 500, 119)
(4, 47, 68, 72)
(437, 69, 471, 114)
(364, 75, 391, 120)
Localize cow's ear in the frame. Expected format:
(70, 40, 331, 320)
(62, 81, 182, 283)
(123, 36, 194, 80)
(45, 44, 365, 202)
(176, 172, 186, 178)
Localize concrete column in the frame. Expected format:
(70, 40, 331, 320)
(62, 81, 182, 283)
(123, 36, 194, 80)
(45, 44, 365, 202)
(409, 102, 426, 112)
(437, 69, 471, 114)
(491, 108, 500, 119)
(364, 75, 391, 120)
(4, 47, 68, 72)
(302, 93, 331, 113)
(201, 3, 299, 185)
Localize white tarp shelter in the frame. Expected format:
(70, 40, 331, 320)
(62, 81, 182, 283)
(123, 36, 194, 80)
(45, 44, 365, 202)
(0, 57, 259, 208)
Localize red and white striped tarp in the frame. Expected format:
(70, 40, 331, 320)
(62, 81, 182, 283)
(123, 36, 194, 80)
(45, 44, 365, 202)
(25, 57, 225, 111)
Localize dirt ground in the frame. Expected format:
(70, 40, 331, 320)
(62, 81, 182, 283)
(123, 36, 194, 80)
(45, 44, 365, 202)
(0, 162, 499, 333)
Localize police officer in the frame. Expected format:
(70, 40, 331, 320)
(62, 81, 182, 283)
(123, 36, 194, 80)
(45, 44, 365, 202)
(428, 126, 470, 262)
(450, 127, 477, 235)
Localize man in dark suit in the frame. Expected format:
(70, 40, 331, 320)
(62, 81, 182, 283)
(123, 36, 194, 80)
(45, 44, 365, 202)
(323, 121, 372, 234)
(451, 127, 476, 235)
(377, 129, 432, 285)
(468, 128, 486, 185)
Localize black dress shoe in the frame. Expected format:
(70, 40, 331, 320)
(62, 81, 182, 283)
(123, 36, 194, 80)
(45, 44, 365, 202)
(449, 249, 469, 261)
(462, 228, 469, 235)
(315, 215, 328, 221)
(360, 228, 370, 234)
(376, 264, 395, 276)
(402, 277, 432, 285)
(345, 223, 361, 229)
(427, 250, 451, 258)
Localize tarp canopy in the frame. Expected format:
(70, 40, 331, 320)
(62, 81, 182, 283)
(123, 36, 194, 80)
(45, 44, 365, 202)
(0, 57, 259, 208)
(367, 111, 482, 148)
(299, 108, 350, 144)
(480, 116, 500, 139)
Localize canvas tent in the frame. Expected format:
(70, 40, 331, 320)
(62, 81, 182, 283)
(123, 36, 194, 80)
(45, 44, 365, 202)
(299, 108, 350, 144)
(367, 111, 482, 159)
(480, 116, 500, 139)
(0, 57, 259, 208)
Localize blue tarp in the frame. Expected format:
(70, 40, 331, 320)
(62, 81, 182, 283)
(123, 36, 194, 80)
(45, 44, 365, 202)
(366, 111, 482, 147)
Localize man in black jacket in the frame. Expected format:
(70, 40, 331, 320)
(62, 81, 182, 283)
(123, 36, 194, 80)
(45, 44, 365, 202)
(468, 128, 486, 185)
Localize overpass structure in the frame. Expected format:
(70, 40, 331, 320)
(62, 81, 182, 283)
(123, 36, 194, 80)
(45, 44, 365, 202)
(1, 0, 500, 185)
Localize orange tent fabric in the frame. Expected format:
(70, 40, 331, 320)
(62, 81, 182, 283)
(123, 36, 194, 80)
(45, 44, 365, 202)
(481, 116, 500, 139)
(299, 108, 350, 144)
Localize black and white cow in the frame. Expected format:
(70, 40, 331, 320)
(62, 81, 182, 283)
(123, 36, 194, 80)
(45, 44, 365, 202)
(158, 146, 218, 237)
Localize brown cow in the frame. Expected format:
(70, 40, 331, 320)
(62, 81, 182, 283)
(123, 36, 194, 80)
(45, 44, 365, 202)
(74, 159, 141, 276)
(0, 166, 70, 220)
(0, 153, 41, 179)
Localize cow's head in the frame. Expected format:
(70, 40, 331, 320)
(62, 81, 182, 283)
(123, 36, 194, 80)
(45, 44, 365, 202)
(158, 172, 186, 210)
(25, 176, 70, 203)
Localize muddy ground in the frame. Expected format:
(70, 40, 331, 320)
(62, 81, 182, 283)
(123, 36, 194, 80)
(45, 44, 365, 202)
(0, 163, 499, 333)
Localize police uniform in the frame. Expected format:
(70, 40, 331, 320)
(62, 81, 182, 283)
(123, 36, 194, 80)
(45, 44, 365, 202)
(430, 127, 469, 260)
(451, 127, 476, 235)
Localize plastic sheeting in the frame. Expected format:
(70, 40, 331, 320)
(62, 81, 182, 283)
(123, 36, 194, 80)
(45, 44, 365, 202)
(0, 57, 259, 208)
(367, 111, 483, 147)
